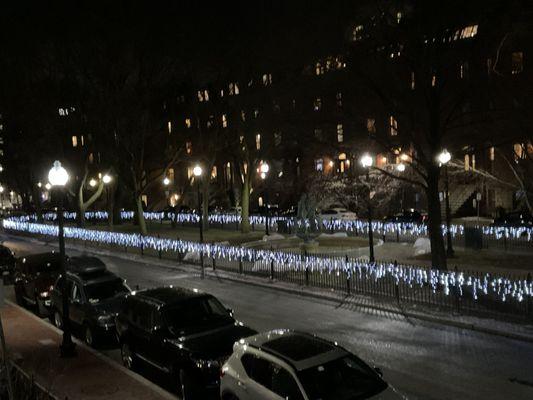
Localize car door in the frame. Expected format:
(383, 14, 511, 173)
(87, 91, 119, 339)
(69, 281, 85, 326)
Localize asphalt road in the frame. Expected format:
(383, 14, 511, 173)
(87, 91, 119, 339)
(3, 233, 533, 400)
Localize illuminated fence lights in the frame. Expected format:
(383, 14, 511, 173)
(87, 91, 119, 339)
(3, 215, 532, 307)
(36, 211, 533, 242)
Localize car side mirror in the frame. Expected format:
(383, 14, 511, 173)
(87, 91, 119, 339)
(374, 367, 383, 377)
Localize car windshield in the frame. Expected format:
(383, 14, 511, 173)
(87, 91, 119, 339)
(163, 296, 233, 334)
(297, 355, 387, 400)
(84, 279, 129, 303)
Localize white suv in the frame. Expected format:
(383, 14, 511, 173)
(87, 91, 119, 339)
(220, 330, 400, 400)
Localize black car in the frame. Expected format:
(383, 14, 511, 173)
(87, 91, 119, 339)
(0, 244, 16, 285)
(13, 252, 62, 316)
(50, 258, 130, 347)
(384, 209, 425, 225)
(115, 286, 256, 399)
(492, 211, 533, 228)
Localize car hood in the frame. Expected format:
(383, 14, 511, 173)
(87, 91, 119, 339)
(169, 323, 256, 359)
(91, 294, 126, 315)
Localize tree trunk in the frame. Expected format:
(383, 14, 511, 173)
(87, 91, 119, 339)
(135, 195, 147, 235)
(241, 173, 251, 233)
(107, 187, 114, 228)
(78, 197, 86, 228)
(426, 166, 447, 270)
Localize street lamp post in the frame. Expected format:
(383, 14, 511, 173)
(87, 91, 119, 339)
(396, 163, 406, 211)
(48, 161, 76, 358)
(360, 154, 375, 263)
(193, 165, 204, 278)
(103, 174, 112, 225)
(259, 162, 270, 236)
(438, 150, 454, 257)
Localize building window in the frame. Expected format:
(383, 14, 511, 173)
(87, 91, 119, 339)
(431, 75, 437, 87)
(185, 118, 191, 128)
(314, 98, 322, 111)
(211, 166, 217, 179)
(471, 154, 476, 170)
(229, 82, 239, 95)
(367, 118, 376, 133)
(225, 162, 232, 182)
(489, 147, 495, 161)
(464, 154, 470, 171)
(222, 114, 228, 128)
(167, 121, 172, 133)
(352, 25, 364, 41)
(460, 61, 469, 79)
(315, 62, 324, 76)
(455, 25, 478, 40)
(168, 168, 175, 182)
(389, 116, 398, 136)
(514, 143, 525, 161)
(241, 110, 246, 121)
(396, 12, 402, 23)
(186, 141, 192, 154)
(187, 166, 194, 179)
(337, 124, 344, 142)
(256, 134, 261, 150)
(72, 136, 78, 147)
(410, 72, 416, 90)
(262, 73, 272, 86)
(274, 132, 282, 147)
(197, 90, 209, 102)
(336, 92, 343, 107)
(254, 109, 260, 118)
(511, 52, 524, 75)
(88, 153, 94, 164)
(315, 158, 324, 172)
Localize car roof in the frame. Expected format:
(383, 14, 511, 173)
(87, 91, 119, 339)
(67, 269, 121, 285)
(17, 252, 62, 265)
(67, 256, 106, 272)
(132, 286, 207, 306)
(242, 330, 348, 371)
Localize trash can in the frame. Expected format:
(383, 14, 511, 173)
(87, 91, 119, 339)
(464, 227, 483, 249)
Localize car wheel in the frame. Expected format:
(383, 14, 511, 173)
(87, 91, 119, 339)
(121, 342, 136, 370)
(53, 310, 63, 330)
(178, 369, 198, 400)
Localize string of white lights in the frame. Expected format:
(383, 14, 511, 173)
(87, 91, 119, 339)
(3, 215, 532, 305)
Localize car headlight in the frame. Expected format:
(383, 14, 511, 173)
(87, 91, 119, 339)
(39, 291, 49, 298)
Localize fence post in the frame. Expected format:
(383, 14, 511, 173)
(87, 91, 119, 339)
(212, 255, 216, 271)
(239, 256, 243, 274)
(454, 266, 461, 314)
(140, 234, 144, 256)
(396, 227, 400, 243)
(394, 260, 400, 304)
(345, 254, 351, 295)
(304, 250, 309, 286)
(527, 273, 532, 317)
(270, 246, 275, 280)
(157, 234, 162, 259)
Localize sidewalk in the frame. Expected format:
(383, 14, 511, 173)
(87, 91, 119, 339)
(1, 301, 175, 400)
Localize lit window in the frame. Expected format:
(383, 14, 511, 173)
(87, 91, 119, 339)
(337, 124, 344, 142)
(88, 153, 94, 164)
(187, 166, 194, 179)
(367, 118, 376, 133)
(389, 116, 398, 136)
(222, 114, 228, 128)
(336, 92, 342, 107)
(314, 98, 322, 111)
(241, 110, 246, 121)
(167, 121, 172, 133)
(489, 147, 495, 161)
(186, 141, 192, 154)
(72, 136, 78, 147)
(514, 143, 525, 161)
(456, 24, 478, 40)
(254, 109, 260, 118)
(338, 153, 347, 160)
(258, 196, 264, 207)
(262, 73, 272, 86)
(225, 162, 232, 181)
(256, 134, 261, 150)
(229, 82, 240, 95)
(315, 159, 324, 171)
(274, 132, 282, 146)
(352, 25, 364, 41)
(511, 52, 523, 75)
(185, 118, 191, 128)
(197, 90, 209, 102)
(431, 75, 437, 87)
(411, 72, 415, 90)
(220, 89, 224, 97)
(211, 166, 217, 179)
(460, 61, 469, 79)
(396, 12, 402, 23)
(168, 168, 175, 182)
(464, 154, 470, 170)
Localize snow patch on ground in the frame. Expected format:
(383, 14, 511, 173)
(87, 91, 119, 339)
(413, 237, 431, 255)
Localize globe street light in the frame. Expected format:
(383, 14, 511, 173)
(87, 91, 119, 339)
(437, 149, 454, 257)
(89, 178, 97, 188)
(193, 165, 204, 277)
(102, 174, 112, 184)
(259, 162, 270, 235)
(45, 183, 52, 190)
(359, 154, 375, 263)
(48, 160, 76, 358)
(163, 177, 170, 186)
(102, 174, 113, 225)
(396, 163, 406, 210)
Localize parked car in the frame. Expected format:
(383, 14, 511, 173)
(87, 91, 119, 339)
(115, 286, 256, 399)
(492, 211, 533, 228)
(383, 209, 425, 225)
(319, 207, 357, 221)
(221, 330, 399, 400)
(0, 244, 16, 284)
(13, 252, 63, 316)
(50, 257, 130, 346)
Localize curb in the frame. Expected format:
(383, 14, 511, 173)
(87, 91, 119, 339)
(5, 231, 533, 344)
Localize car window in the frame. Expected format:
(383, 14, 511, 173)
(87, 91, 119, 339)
(71, 283, 82, 302)
(134, 301, 153, 331)
(241, 354, 303, 400)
